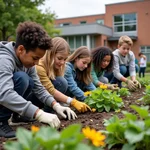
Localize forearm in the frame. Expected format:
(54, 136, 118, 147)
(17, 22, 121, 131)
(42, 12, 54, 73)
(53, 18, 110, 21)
(131, 76, 136, 81)
(120, 76, 128, 83)
(53, 89, 68, 103)
(97, 81, 105, 86)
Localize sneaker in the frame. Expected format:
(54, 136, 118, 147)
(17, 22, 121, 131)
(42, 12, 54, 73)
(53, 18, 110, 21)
(9, 114, 36, 126)
(0, 121, 16, 139)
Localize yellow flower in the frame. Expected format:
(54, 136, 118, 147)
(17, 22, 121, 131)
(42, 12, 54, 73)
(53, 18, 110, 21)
(115, 109, 121, 113)
(31, 125, 40, 133)
(84, 91, 91, 96)
(100, 84, 107, 90)
(82, 126, 106, 147)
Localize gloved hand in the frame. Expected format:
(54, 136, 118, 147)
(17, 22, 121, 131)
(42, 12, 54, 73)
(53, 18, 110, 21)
(133, 80, 141, 88)
(126, 79, 137, 91)
(107, 84, 120, 91)
(71, 99, 92, 113)
(35, 109, 60, 128)
(53, 103, 77, 120)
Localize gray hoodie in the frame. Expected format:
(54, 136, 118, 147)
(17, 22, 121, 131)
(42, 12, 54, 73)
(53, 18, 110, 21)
(0, 42, 55, 118)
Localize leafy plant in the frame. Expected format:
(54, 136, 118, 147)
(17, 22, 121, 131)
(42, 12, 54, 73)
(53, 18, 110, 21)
(117, 88, 130, 97)
(103, 105, 150, 150)
(84, 88, 124, 112)
(138, 85, 150, 105)
(4, 124, 105, 150)
(137, 78, 150, 87)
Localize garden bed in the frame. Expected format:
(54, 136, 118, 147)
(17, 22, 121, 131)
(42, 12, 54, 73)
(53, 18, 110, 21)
(0, 87, 145, 150)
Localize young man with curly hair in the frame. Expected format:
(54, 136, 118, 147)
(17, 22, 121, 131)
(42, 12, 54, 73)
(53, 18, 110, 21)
(0, 21, 76, 139)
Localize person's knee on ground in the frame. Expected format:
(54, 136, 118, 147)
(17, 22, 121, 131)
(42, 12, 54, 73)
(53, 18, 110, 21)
(51, 76, 68, 94)
(13, 71, 33, 96)
(98, 76, 109, 84)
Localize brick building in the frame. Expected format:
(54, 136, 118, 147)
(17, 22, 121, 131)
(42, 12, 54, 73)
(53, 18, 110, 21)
(55, 0, 150, 61)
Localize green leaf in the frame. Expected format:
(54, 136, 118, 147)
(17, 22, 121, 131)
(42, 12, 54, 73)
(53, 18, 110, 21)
(96, 102, 103, 108)
(125, 128, 144, 144)
(16, 128, 33, 149)
(72, 143, 92, 150)
(104, 105, 111, 112)
(122, 143, 136, 150)
(4, 142, 23, 150)
(61, 124, 82, 139)
(130, 105, 149, 119)
(122, 111, 137, 121)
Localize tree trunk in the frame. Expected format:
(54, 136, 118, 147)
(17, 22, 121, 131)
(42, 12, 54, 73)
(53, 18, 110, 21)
(2, 27, 6, 41)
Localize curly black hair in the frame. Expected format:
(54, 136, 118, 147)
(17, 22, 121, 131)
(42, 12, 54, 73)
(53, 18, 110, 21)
(91, 46, 114, 72)
(15, 21, 52, 52)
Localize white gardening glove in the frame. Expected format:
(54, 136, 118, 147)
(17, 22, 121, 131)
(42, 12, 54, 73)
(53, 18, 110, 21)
(52, 103, 77, 120)
(35, 109, 60, 128)
(133, 80, 141, 88)
(126, 79, 137, 91)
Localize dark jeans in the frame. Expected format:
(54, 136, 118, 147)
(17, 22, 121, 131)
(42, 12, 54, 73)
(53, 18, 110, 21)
(0, 71, 35, 122)
(105, 65, 138, 88)
(65, 79, 86, 102)
(44, 76, 68, 113)
(139, 67, 146, 78)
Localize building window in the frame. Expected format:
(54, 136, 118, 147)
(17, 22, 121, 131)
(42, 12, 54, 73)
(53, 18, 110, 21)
(59, 23, 71, 26)
(113, 13, 137, 33)
(64, 35, 87, 52)
(80, 21, 86, 24)
(96, 19, 104, 25)
(140, 46, 150, 62)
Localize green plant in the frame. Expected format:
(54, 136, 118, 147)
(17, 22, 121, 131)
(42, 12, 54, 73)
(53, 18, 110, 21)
(4, 124, 105, 150)
(137, 78, 150, 87)
(84, 88, 124, 112)
(117, 88, 130, 97)
(138, 85, 150, 105)
(103, 105, 150, 150)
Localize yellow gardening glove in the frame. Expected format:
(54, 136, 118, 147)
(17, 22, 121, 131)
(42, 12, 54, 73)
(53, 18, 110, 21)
(126, 79, 137, 91)
(71, 99, 92, 113)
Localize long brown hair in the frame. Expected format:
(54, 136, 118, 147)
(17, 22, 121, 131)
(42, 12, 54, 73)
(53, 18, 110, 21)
(67, 46, 92, 85)
(41, 37, 70, 79)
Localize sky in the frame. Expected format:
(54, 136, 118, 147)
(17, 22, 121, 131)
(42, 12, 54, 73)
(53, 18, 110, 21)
(39, 0, 135, 18)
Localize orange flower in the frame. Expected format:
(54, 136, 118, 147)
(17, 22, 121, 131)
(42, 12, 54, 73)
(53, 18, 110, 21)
(31, 125, 40, 133)
(82, 126, 106, 147)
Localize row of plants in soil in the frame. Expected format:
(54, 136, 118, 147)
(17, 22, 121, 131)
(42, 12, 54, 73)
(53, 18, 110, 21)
(4, 78, 150, 150)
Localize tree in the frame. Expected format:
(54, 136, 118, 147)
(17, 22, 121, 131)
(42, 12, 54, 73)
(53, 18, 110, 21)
(0, 0, 60, 40)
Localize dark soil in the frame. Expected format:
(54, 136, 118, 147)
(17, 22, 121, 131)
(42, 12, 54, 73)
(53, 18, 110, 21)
(0, 87, 145, 150)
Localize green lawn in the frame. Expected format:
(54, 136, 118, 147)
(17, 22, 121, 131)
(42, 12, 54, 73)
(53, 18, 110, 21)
(136, 73, 150, 80)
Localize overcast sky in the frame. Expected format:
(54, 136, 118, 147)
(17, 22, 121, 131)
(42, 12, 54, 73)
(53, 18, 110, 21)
(39, 0, 135, 18)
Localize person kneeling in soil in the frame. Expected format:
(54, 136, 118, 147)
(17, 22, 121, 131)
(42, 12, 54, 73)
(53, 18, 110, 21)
(64, 46, 96, 101)
(0, 21, 77, 139)
(91, 46, 119, 91)
(107, 35, 141, 91)
(35, 37, 91, 113)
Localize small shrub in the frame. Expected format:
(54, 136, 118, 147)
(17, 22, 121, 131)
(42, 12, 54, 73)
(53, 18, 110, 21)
(85, 88, 124, 112)
(103, 105, 150, 150)
(117, 88, 130, 97)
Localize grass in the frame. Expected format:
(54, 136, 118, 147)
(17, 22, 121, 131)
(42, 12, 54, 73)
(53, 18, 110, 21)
(136, 72, 150, 80)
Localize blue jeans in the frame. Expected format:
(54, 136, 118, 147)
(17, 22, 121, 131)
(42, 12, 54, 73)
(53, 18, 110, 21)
(44, 76, 68, 113)
(51, 77, 68, 94)
(0, 72, 34, 122)
(105, 65, 138, 88)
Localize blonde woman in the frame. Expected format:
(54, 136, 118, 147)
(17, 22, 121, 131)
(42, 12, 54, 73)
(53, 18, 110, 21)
(36, 37, 91, 113)
(64, 46, 96, 101)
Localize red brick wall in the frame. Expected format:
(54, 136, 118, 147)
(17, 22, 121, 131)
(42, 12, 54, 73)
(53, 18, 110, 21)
(55, 14, 105, 25)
